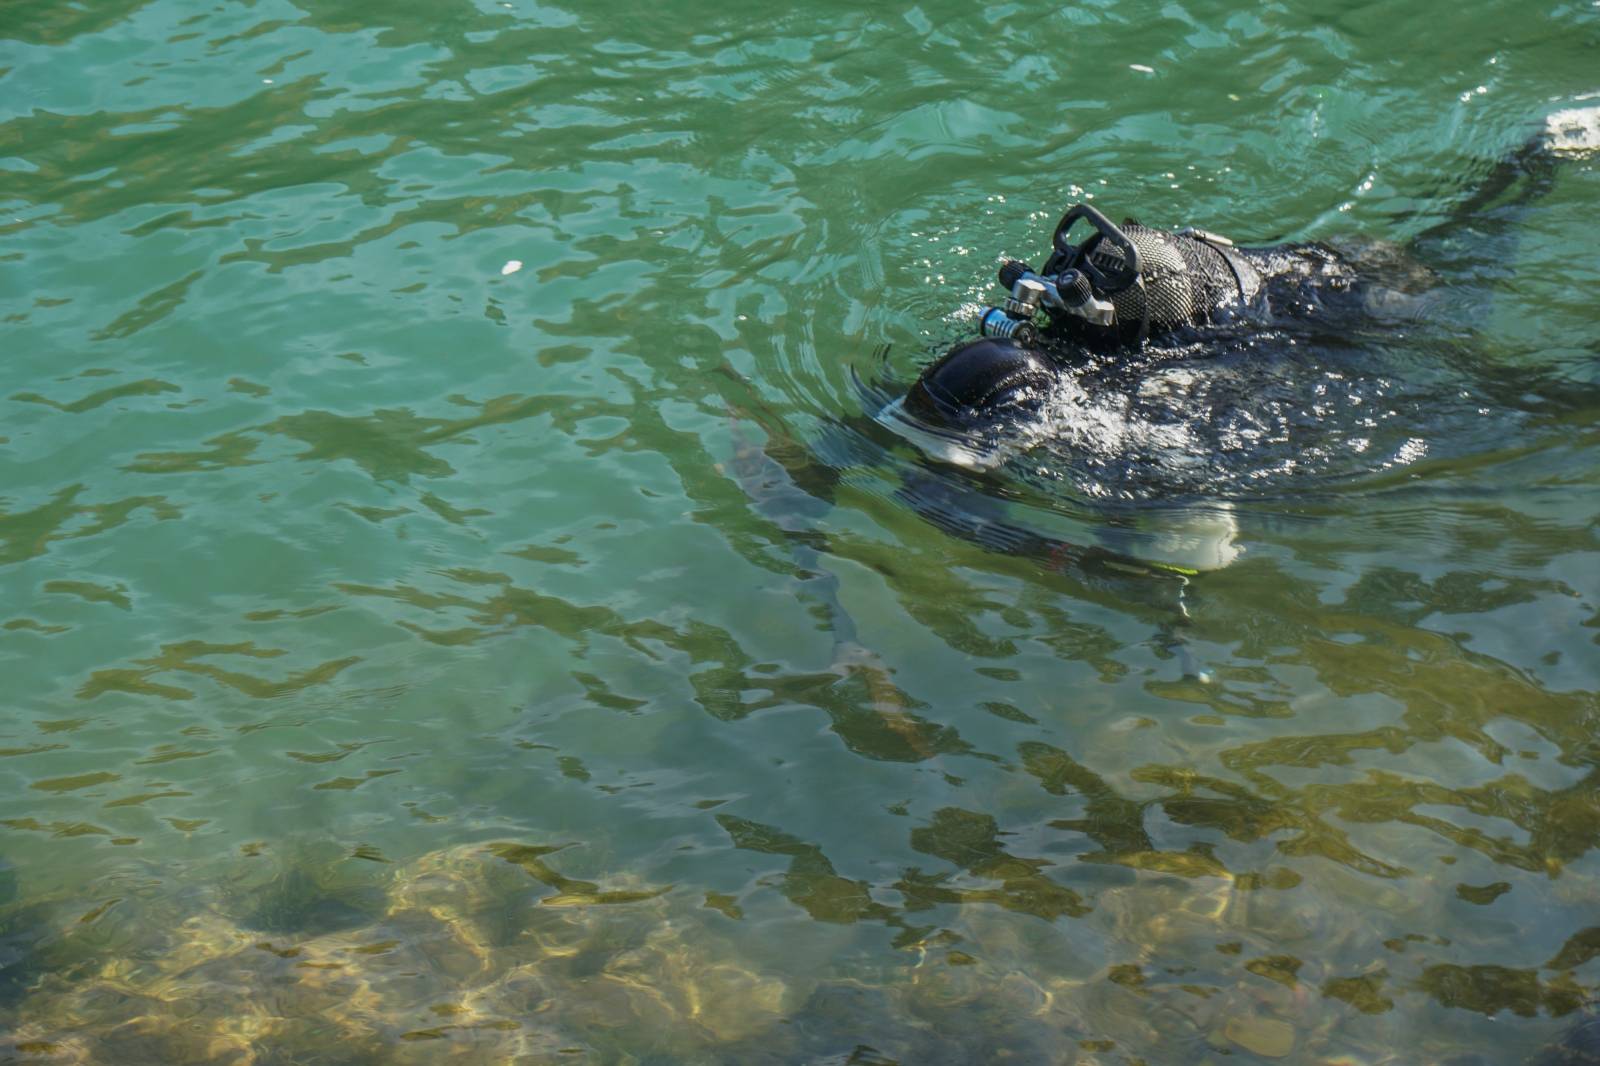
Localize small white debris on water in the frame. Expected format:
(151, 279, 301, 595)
(263, 79, 273, 84)
(1130, 64, 1155, 74)
(501, 260, 523, 276)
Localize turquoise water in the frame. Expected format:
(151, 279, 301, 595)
(2, 0, 1598, 1061)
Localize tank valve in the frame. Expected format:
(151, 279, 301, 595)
(1051, 268, 1116, 326)
(978, 276, 1046, 345)
(1003, 277, 1048, 319)
(1055, 269, 1094, 309)
(977, 307, 1038, 345)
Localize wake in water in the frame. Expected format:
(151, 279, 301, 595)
(858, 104, 1600, 568)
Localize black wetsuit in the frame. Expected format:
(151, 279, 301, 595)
(905, 231, 1368, 431)
(903, 119, 1583, 434)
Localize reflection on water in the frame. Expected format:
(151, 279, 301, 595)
(0, 487, 181, 569)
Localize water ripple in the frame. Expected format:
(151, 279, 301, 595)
(1, 0, 1598, 1062)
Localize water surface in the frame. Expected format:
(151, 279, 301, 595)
(2, 0, 1598, 1062)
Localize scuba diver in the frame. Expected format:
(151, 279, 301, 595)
(838, 101, 1600, 680)
(901, 106, 1599, 439)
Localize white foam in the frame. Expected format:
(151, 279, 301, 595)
(1036, 373, 1201, 469)
(1543, 105, 1600, 155)
(877, 388, 1246, 570)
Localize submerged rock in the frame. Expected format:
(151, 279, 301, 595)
(2, 841, 795, 1064)
(220, 841, 387, 938)
(1222, 1013, 1297, 1058)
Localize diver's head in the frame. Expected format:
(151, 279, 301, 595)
(904, 338, 1055, 429)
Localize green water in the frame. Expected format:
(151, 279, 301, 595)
(2, 0, 1599, 1061)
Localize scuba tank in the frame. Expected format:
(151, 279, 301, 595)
(977, 203, 1262, 349)
(913, 203, 1304, 432)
